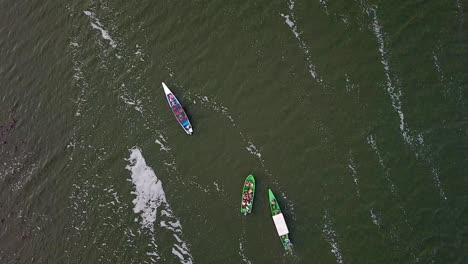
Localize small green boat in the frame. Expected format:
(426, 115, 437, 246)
(268, 189, 292, 249)
(240, 175, 255, 215)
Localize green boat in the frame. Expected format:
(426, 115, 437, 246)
(240, 175, 255, 215)
(268, 189, 292, 249)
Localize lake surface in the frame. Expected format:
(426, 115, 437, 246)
(1, 0, 467, 263)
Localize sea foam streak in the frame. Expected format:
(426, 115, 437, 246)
(347, 155, 360, 197)
(369, 8, 410, 143)
(83, 11, 117, 48)
(370, 208, 381, 227)
(238, 229, 252, 264)
(184, 87, 298, 218)
(368, 8, 447, 201)
(367, 135, 397, 195)
(187, 90, 269, 169)
(126, 147, 193, 263)
(280, 0, 322, 83)
(319, 0, 330, 15)
(322, 210, 344, 264)
(455, 0, 464, 23)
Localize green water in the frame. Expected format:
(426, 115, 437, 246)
(1, 0, 467, 263)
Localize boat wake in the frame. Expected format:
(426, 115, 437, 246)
(126, 147, 193, 264)
(65, 4, 198, 263)
(322, 210, 344, 264)
(370, 208, 382, 228)
(347, 153, 360, 197)
(318, 0, 330, 15)
(238, 229, 252, 264)
(368, 8, 409, 144)
(184, 88, 299, 218)
(366, 134, 421, 257)
(367, 135, 397, 195)
(185, 89, 271, 173)
(368, 7, 447, 201)
(83, 10, 117, 48)
(280, 0, 322, 83)
(455, 0, 464, 28)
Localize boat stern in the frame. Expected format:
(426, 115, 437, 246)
(185, 125, 193, 135)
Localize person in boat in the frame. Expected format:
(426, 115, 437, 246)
(271, 199, 275, 205)
(168, 94, 176, 106)
(245, 180, 251, 187)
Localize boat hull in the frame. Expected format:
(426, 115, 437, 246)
(162, 82, 193, 135)
(240, 175, 255, 215)
(268, 189, 292, 249)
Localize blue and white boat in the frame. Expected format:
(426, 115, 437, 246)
(162, 82, 193, 135)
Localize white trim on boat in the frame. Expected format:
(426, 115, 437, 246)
(162, 82, 171, 95)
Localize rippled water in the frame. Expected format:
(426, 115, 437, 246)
(1, 0, 467, 263)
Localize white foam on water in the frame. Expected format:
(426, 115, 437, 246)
(341, 16, 350, 25)
(366, 135, 419, 250)
(369, 8, 411, 144)
(322, 210, 344, 264)
(83, 11, 117, 48)
(146, 236, 159, 261)
(238, 239, 251, 264)
(345, 74, 351, 92)
(344, 73, 360, 97)
(280, 0, 322, 83)
(367, 135, 397, 195)
(0, 153, 36, 191)
(365, 5, 448, 202)
(455, 0, 464, 22)
(213, 181, 221, 192)
(171, 247, 184, 261)
(319, 0, 330, 15)
(430, 168, 447, 200)
(347, 156, 360, 197)
(69, 40, 89, 118)
(433, 49, 452, 90)
(370, 208, 381, 227)
(432, 50, 450, 99)
(119, 93, 144, 114)
(245, 141, 262, 160)
(125, 148, 165, 229)
(432, 52, 443, 80)
(190, 91, 236, 125)
(155, 139, 171, 152)
(238, 228, 252, 263)
(126, 147, 193, 263)
(187, 91, 269, 168)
